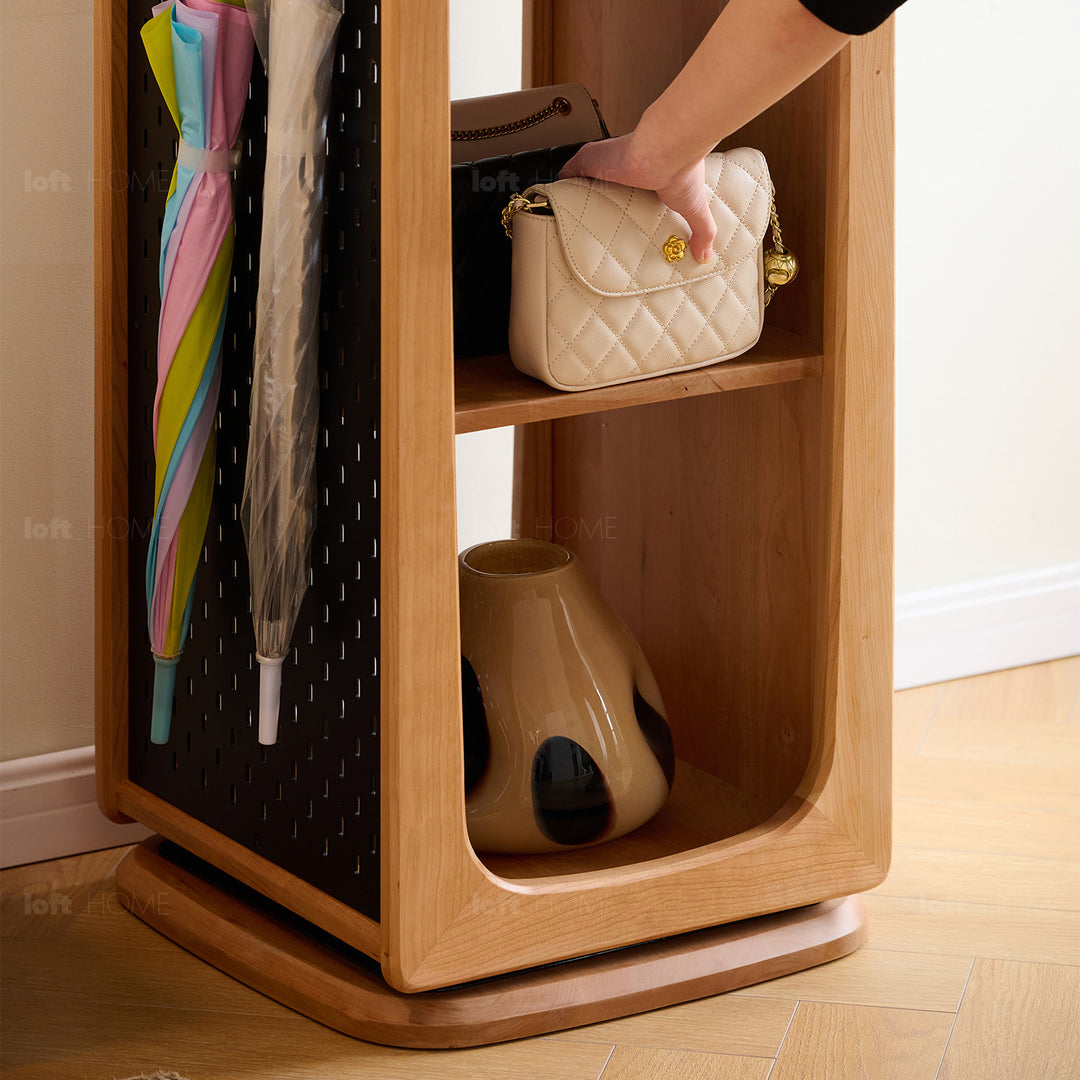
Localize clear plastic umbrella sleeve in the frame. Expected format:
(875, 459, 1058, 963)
(241, 0, 342, 745)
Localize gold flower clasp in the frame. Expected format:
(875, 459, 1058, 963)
(662, 235, 686, 264)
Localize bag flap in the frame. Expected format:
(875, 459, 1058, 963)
(526, 147, 772, 298)
(450, 84, 606, 165)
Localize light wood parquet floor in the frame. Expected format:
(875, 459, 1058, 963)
(2, 658, 1078, 1079)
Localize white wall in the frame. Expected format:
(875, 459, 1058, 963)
(449, 0, 522, 552)
(894, 0, 1080, 592)
(447, 0, 522, 101)
(893, 0, 1080, 684)
(0, 0, 95, 761)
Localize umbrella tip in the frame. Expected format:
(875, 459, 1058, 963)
(257, 655, 284, 746)
(150, 655, 181, 745)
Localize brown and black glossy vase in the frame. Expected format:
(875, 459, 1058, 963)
(459, 539, 674, 854)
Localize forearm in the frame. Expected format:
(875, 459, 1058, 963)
(629, 0, 849, 185)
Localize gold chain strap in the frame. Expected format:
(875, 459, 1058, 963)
(763, 195, 799, 307)
(501, 194, 549, 238)
(452, 97, 571, 143)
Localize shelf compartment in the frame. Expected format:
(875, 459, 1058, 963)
(491, 372, 824, 885)
(480, 758, 789, 883)
(455, 325, 822, 433)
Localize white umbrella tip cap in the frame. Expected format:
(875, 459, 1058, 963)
(258, 658, 283, 745)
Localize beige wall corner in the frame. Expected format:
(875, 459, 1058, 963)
(1, 0, 95, 761)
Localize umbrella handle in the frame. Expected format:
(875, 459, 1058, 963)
(151, 656, 180, 745)
(257, 655, 285, 746)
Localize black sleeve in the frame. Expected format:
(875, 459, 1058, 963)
(798, 0, 906, 35)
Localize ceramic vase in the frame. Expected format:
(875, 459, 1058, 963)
(459, 538, 674, 854)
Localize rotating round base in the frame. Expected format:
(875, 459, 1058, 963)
(116, 837, 867, 1049)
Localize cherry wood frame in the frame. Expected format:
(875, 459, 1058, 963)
(97, 0, 893, 998)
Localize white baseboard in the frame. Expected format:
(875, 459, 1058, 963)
(895, 562, 1080, 689)
(0, 746, 152, 869)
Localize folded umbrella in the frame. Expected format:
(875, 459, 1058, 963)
(142, 0, 254, 743)
(240, 0, 342, 745)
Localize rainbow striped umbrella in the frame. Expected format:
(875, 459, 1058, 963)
(142, 0, 253, 743)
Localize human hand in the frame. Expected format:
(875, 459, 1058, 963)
(559, 134, 718, 264)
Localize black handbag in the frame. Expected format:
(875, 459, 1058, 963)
(451, 143, 590, 359)
(449, 85, 609, 359)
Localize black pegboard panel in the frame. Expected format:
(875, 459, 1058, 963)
(126, 1, 382, 922)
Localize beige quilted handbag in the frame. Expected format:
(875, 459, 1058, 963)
(501, 148, 798, 392)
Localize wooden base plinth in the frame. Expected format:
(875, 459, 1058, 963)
(116, 837, 867, 1049)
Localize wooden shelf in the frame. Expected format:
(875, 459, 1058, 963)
(479, 759, 783, 883)
(454, 325, 823, 433)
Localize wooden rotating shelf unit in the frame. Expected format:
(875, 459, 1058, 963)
(95, 0, 894, 1044)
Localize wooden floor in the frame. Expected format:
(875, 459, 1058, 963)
(3, 658, 1079, 1079)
